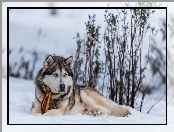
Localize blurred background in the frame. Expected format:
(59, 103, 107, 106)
(2, 2, 172, 110)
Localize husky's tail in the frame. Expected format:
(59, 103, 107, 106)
(110, 105, 130, 117)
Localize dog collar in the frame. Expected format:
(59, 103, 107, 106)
(41, 81, 61, 96)
(41, 81, 61, 114)
(40, 82, 76, 114)
(41, 81, 47, 93)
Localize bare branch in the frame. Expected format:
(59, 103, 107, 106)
(146, 91, 166, 114)
(167, 94, 174, 105)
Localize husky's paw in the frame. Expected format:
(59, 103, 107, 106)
(91, 111, 102, 116)
(43, 110, 56, 116)
(86, 110, 102, 117)
(30, 108, 36, 115)
(86, 109, 95, 115)
(43, 109, 64, 116)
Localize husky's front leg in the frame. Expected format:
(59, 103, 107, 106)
(30, 98, 42, 115)
(43, 99, 69, 116)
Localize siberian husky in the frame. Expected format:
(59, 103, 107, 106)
(30, 55, 130, 117)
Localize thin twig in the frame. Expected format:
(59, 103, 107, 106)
(140, 92, 145, 112)
(142, 97, 154, 107)
(167, 94, 174, 105)
(146, 91, 166, 114)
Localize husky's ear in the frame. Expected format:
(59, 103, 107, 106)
(43, 55, 54, 72)
(65, 56, 73, 69)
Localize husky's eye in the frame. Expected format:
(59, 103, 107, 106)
(63, 73, 67, 77)
(53, 73, 58, 77)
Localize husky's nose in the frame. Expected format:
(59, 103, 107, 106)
(60, 84, 65, 92)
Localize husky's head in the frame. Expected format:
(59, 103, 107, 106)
(41, 55, 73, 98)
